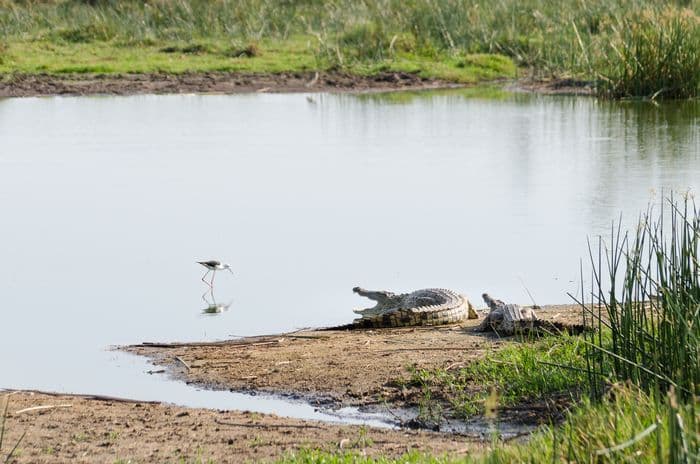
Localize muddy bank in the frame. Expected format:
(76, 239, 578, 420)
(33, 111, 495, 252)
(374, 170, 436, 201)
(512, 78, 594, 96)
(0, 71, 594, 98)
(127, 305, 584, 425)
(0, 71, 459, 98)
(1, 391, 482, 463)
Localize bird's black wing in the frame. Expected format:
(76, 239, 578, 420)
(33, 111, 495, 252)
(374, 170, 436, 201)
(198, 260, 221, 267)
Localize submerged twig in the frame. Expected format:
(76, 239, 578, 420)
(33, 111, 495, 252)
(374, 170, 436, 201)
(214, 419, 322, 429)
(1, 389, 160, 405)
(14, 404, 72, 415)
(174, 356, 191, 372)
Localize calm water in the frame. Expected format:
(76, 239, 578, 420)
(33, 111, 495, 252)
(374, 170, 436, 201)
(0, 92, 698, 417)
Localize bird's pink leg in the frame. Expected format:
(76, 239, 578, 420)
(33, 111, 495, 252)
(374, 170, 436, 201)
(201, 270, 212, 287)
(210, 270, 216, 287)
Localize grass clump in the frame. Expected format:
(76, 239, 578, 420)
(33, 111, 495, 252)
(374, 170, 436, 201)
(52, 23, 116, 43)
(406, 335, 588, 422)
(276, 386, 698, 463)
(491, 384, 699, 463)
(337, 23, 394, 62)
(594, 10, 700, 98)
(222, 42, 262, 58)
(159, 43, 211, 55)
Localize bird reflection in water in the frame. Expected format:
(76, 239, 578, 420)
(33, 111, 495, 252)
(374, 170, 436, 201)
(201, 290, 232, 316)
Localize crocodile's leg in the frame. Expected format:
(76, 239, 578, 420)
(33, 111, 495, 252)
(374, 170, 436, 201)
(467, 301, 478, 319)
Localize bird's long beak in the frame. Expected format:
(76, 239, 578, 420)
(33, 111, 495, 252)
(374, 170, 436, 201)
(228, 268, 234, 275)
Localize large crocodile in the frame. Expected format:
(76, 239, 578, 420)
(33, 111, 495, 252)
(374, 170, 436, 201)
(477, 293, 588, 335)
(347, 287, 478, 328)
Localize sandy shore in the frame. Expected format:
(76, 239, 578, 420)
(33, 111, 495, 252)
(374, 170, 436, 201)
(126, 305, 584, 423)
(1, 391, 482, 463)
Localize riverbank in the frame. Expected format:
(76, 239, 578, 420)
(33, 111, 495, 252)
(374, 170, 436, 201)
(126, 305, 586, 429)
(1, 391, 479, 463)
(0, 71, 599, 98)
(1, 0, 697, 98)
(0, 70, 463, 98)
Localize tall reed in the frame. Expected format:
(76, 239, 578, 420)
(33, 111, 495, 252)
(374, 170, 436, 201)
(581, 196, 699, 397)
(595, 11, 700, 99)
(576, 195, 699, 461)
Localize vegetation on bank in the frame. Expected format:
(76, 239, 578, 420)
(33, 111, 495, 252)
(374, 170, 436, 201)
(581, 196, 699, 400)
(278, 386, 698, 463)
(404, 335, 589, 423)
(0, 0, 698, 97)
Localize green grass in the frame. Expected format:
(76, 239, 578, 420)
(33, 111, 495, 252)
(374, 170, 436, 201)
(276, 386, 699, 463)
(0, 38, 515, 84)
(403, 335, 589, 422)
(0, 0, 698, 97)
(0, 38, 316, 74)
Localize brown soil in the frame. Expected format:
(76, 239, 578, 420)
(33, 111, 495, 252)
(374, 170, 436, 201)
(0, 71, 459, 98)
(1, 391, 483, 463)
(512, 78, 594, 96)
(126, 305, 585, 420)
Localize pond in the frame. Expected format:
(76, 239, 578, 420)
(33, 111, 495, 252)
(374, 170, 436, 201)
(0, 91, 698, 419)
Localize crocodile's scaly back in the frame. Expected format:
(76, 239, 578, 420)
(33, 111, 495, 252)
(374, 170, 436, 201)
(478, 293, 588, 335)
(348, 287, 475, 328)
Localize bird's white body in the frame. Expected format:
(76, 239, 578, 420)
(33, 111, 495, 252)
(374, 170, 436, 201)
(197, 260, 234, 288)
(198, 260, 231, 271)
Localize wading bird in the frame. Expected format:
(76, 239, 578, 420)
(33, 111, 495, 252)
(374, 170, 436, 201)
(197, 260, 234, 289)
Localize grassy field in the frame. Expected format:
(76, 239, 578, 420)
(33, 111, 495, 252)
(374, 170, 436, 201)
(0, 0, 698, 97)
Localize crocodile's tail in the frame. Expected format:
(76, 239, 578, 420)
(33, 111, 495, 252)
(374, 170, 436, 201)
(320, 317, 395, 331)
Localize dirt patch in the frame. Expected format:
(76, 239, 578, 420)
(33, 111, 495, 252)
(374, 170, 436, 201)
(1, 391, 483, 463)
(511, 78, 595, 96)
(126, 305, 585, 421)
(0, 71, 460, 98)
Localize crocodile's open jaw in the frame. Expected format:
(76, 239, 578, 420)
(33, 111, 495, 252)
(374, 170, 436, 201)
(353, 302, 385, 316)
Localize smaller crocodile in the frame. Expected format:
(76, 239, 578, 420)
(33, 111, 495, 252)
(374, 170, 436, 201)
(477, 293, 588, 335)
(346, 287, 478, 329)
